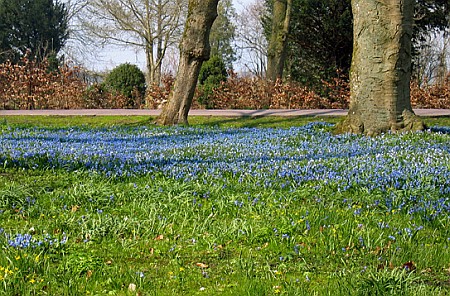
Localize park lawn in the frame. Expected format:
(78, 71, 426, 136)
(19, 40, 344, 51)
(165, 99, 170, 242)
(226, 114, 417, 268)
(1, 114, 449, 129)
(0, 115, 341, 129)
(1, 116, 450, 295)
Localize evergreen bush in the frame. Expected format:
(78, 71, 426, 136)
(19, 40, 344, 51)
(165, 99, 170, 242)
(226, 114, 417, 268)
(105, 63, 146, 108)
(198, 56, 228, 108)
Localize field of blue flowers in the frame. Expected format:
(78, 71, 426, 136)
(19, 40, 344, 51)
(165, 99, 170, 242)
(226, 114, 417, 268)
(1, 121, 450, 295)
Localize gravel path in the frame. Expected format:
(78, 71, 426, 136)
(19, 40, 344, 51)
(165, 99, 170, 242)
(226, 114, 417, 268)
(0, 109, 449, 117)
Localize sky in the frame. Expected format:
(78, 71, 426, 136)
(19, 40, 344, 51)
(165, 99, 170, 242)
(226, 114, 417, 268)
(87, 0, 255, 73)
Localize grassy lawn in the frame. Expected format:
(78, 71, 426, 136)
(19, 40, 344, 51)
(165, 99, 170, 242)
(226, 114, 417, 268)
(1, 115, 450, 295)
(0, 115, 341, 129)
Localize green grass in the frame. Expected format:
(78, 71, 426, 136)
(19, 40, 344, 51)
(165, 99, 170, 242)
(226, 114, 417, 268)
(422, 116, 450, 128)
(0, 115, 341, 129)
(1, 115, 450, 295)
(1, 114, 449, 129)
(2, 169, 449, 295)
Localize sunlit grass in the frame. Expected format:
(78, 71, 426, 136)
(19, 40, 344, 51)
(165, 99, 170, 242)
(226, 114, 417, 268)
(1, 114, 448, 129)
(0, 115, 340, 129)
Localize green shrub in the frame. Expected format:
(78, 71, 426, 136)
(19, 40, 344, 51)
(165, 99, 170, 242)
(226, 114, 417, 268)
(105, 63, 146, 108)
(198, 55, 228, 108)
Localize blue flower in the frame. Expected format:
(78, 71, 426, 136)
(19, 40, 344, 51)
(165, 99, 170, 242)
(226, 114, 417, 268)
(358, 236, 365, 247)
(234, 200, 244, 207)
(5, 232, 67, 249)
(1, 123, 450, 210)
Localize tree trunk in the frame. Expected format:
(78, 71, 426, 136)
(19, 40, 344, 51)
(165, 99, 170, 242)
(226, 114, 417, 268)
(266, 0, 292, 81)
(154, 0, 163, 86)
(145, 44, 154, 85)
(143, 35, 162, 86)
(338, 0, 425, 136)
(157, 0, 219, 125)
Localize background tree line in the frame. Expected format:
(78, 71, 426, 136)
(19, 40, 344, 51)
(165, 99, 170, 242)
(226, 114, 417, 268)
(0, 0, 449, 119)
(0, 0, 68, 65)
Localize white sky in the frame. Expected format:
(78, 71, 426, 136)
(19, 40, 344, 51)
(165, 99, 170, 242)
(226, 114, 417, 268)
(88, 0, 255, 73)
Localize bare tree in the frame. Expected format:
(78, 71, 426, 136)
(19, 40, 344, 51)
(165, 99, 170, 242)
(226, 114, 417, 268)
(60, 0, 96, 64)
(414, 33, 449, 86)
(157, 0, 219, 125)
(235, 0, 268, 77)
(436, 29, 449, 85)
(81, 0, 186, 84)
(338, 0, 425, 136)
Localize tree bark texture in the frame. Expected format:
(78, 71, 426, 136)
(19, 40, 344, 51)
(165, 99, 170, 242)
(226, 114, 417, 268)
(157, 0, 219, 125)
(339, 0, 425, 135)
(266, 0, 292, 81)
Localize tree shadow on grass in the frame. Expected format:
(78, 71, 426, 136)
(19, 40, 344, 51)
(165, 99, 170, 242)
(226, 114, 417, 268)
(191, 115, 340, 129)
(429, 126, 450, 134)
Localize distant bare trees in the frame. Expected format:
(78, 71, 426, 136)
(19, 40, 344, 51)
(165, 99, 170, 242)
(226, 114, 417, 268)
(235, 0, 268, 77)
(80, 0, 186, 84)
(414, 33, 449, 86)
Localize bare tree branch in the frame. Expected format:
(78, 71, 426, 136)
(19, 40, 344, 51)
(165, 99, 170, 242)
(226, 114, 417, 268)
(79, 0, 187, 84)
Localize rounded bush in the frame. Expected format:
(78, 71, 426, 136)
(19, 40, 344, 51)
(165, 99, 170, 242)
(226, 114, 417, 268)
(105, 63, 146, 102)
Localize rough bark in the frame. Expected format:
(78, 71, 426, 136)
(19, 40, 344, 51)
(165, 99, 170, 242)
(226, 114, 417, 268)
(338, 0, 425, 136)
(266, 0, 292, 81)
(157, 0, 219, 125)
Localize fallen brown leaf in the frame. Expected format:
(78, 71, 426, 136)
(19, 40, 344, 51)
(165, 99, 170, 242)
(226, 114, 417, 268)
(196, 263, 208, 269)
(86, 270, 93, 279)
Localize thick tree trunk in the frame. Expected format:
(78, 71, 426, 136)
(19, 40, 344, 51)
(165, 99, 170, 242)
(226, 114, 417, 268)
(338, 0, 425, 136)
(157, 0, 219, 125)
(266, 0, 292, 81)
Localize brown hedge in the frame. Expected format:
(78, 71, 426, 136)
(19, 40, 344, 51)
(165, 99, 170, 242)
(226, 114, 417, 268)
(1, 58, 449, 110)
